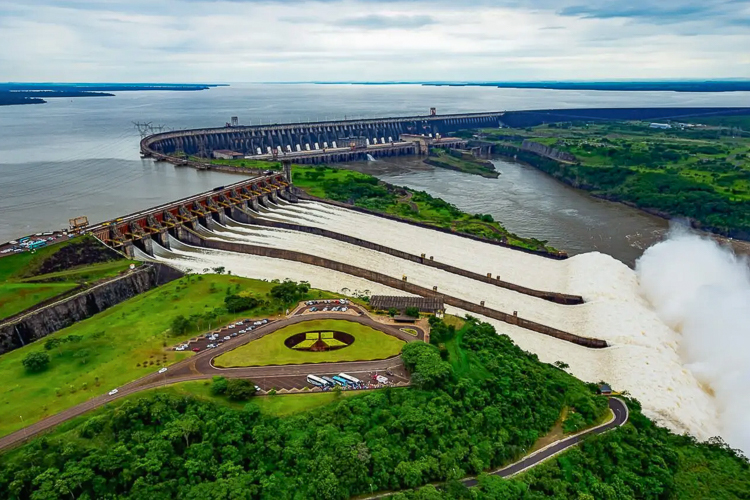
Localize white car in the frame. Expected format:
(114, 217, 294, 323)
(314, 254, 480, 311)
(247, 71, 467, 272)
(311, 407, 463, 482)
(376, 375, 388, 384)
(223, 336, 231, 341)
(342, 307, 348, 312)
(108, 389, 119, 396)
(158, 367, 167, 374)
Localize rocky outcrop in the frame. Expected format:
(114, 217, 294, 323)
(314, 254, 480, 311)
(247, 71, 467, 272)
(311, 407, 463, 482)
(0, 263, 182, 355)
(521, 140, 576, 163)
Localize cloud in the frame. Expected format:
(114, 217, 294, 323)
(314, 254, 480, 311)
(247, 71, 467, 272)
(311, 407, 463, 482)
(0, 0, 748, 81)
(335, 14, 436, 29)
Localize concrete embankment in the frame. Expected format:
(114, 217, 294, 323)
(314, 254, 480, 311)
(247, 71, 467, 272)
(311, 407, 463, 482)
(238, 213, 583, 305)
(176, 227, 606, 348)
(0, 263, 183, 355)
(295, 191, 568, 260)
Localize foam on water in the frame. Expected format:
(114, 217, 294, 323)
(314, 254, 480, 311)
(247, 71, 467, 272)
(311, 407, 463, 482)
(140, 203, 727, 443)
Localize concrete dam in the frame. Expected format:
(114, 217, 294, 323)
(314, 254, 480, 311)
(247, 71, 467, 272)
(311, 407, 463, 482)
(140, 110, 503, 162)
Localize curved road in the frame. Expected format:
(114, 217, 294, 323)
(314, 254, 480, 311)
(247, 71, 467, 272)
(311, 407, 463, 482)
(0, 310, 421, 452)
(362, 398, 629, 499)
(464, 398, 628, 483)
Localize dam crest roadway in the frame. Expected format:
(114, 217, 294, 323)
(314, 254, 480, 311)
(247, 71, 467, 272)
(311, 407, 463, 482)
(140, 109, 501, 165)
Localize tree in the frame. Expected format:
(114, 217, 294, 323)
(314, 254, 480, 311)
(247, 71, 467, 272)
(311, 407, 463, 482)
(211, 376, 228, 396)
(22, 351, 50, 372)
(171, 315, 191, 336)
(44, 338, 62, 351)
(212, 266, 226, 275)
(74, 349, 91, 364)
(225, 379, 257, 401)
(401, 342, 453, 389)
(405, 307, 420, 318)
(388, 308, 398, 317)
(224, 294, 260, 313)
(269, 280, 310, 304)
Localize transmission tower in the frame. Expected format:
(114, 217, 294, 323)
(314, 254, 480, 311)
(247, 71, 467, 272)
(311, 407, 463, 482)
(133, 121, 153, 138)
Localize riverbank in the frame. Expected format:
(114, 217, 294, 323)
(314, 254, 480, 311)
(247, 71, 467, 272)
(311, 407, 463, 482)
(481, 120, 750, 241)
(291, 165, 558, 255)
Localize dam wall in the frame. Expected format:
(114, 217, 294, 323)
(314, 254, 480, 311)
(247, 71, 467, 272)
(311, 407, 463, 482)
(141, 111, 503, 158)
(0, 263, 183, 355)
(241, 213, 583, 305)
(177, 228, 606, 348)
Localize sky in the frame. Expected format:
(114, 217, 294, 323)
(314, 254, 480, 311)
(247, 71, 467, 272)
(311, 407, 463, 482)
(1, 0, 749, 82)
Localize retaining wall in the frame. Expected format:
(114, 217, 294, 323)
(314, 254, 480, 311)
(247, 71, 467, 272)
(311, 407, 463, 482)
(242, 214, 583, 305)
(179, 230, 606, 348)
(0, 263, 183, 355)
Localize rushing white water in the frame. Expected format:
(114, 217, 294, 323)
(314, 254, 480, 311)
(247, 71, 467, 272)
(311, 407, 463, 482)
(637, 228, 750, 454)
(141, 201, 727, 443)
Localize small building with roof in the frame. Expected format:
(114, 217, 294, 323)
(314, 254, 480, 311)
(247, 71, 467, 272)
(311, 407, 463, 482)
(370, 296, 444, 314)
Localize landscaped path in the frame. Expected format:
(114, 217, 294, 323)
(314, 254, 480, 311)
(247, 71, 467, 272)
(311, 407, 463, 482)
(0, 310, 421, 452)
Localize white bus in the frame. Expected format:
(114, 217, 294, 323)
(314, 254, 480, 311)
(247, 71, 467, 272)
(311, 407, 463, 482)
(306, 374, 329, 387)
(338, 373, 361, 386)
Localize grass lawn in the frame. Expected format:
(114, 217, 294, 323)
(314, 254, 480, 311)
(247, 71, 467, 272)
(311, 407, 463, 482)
(0, 275, 334, 438)
(214, 319, 405, 367)
(0, 237, 136, 321)
(0, 282, 78, 319)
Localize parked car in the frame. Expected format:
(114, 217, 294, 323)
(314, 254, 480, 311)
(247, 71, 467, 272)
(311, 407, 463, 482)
(231, 332, 238, 337)
(192, 347, 201, 352)
(261, 319, 268, 324)
(108, 389, 119, 396)
(223, 336, 231, 341)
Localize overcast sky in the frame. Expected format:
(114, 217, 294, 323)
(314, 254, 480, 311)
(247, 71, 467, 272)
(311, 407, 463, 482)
(1, 0, 749, 82)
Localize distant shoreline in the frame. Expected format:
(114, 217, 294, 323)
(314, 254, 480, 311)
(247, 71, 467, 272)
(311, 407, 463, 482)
(0, 83, 227, 107)
(307, 81, 750, 93)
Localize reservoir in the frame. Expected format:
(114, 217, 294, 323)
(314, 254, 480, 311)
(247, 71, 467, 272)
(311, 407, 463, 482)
(2, 83, 749, 260)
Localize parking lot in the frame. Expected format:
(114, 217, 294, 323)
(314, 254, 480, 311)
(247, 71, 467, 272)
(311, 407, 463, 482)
(172, 318, 273, 353)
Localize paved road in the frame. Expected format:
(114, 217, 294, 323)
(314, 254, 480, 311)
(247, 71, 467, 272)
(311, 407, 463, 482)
(0, 310, 419, 452)
(361, 398, 629, 499)
(464, 398, 629, 484)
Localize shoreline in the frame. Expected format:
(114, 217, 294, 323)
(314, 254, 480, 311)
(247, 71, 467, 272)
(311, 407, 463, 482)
(494, 153, 750, 253)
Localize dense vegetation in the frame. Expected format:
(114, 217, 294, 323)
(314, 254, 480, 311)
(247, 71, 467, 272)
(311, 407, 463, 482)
(0, 236, 134, 321)
(424, 148, 499, 178)
(0, 318, 612, 499)
(2, 317, 748, 499)
(292, 165, 556, 254)
(481, 120, 750, 238)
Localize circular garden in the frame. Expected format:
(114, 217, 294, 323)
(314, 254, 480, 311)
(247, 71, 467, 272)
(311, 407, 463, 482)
(213, 319, 405, 367)
(284, 331, 355, 352)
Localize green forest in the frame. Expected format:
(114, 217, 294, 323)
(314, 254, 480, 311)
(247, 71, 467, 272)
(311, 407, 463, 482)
(481, 121, 750, 239)
(2, 318, 747, 499)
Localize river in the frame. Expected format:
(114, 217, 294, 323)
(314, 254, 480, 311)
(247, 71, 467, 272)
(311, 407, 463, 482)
(2, 83, 749, 261)
(341, 156, 669, 265)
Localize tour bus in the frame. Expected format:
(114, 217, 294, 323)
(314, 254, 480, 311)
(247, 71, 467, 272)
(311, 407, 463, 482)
(28, 240, 47, 250)
(331, 376, 349, 387)
(337, 373, 361, 387)
(321, 376, 338, 387)
(18, 237, 30, 243)
(306, 374, 329, 388)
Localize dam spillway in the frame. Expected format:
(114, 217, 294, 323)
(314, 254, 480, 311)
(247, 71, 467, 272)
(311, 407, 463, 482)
(135, 198, 722, 441)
